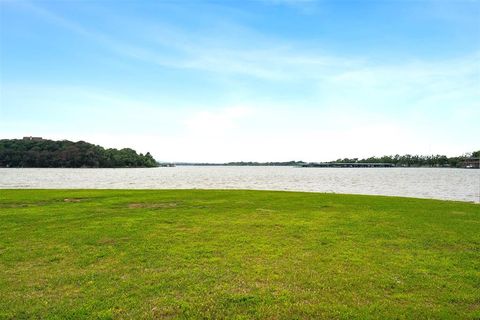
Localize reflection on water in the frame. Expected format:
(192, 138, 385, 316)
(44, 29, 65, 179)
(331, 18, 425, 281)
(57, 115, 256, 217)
(1, 167, 479, 203)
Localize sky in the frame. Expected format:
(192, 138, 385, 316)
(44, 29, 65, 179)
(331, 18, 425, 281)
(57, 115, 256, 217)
(0, 0, 479, 162)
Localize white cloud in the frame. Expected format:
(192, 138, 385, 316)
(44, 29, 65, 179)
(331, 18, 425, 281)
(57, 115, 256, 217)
(183, 106, 255, 136)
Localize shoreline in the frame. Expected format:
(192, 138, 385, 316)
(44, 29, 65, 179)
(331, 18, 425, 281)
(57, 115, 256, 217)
(0, 188, 478, 204)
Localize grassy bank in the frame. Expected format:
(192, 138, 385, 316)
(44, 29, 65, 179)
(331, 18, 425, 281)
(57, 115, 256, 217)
(0, 190, 479, 319)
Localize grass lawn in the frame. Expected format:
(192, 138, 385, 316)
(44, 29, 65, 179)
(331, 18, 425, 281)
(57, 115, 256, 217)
(0, 189, 479, 319)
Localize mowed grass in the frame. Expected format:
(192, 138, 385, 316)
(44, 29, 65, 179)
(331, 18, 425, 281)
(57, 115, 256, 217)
(0, 190, 479, 319)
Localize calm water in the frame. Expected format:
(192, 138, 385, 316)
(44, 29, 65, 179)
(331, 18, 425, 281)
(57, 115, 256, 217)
(0, 167, 479, 203)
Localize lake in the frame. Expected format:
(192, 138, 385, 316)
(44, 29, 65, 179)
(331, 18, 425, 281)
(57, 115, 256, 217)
(0, 167, 479, 203)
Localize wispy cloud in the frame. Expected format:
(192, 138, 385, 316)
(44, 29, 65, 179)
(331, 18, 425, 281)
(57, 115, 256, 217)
(184, 106, 254, 136)
(7, 1, 352, 80)
(324, 53, 480, 114)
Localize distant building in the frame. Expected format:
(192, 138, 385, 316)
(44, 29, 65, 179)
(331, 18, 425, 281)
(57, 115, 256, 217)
(461, 158, 480, 169)
(23, 136, 43, 141)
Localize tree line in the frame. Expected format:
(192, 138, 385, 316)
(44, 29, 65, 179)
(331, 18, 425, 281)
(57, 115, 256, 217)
(181, 161, 305, 166)
(1, 138, 477, 168)
(0, 139, 158, 168)
(333, 151, 479, 167)
(179, 152, 479, 168)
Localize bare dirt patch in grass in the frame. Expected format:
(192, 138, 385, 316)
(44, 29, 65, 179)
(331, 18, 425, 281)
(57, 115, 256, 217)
(63, 198, 88, 203)
(128, 202, 179, 209)
(0, 201, 54, 208)
(0, 203, 30, 208)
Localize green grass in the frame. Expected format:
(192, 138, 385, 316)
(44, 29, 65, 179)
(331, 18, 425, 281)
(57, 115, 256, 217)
(0, 190, 479, 319)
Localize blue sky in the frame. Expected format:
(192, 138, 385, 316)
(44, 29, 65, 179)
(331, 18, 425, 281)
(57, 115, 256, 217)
(1, 0, 479, 162)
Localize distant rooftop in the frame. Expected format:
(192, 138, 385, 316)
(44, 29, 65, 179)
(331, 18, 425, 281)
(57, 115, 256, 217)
(23, 136, 43, 141)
